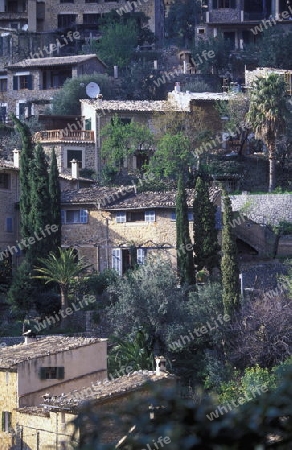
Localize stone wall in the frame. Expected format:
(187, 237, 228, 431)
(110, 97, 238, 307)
(42, 142, 96, 173)
(0, 370, 18, 450)
(209, 1, 241, 23)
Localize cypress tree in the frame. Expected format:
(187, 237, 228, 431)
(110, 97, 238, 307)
(12, 115, 33, 240)
(221, 193, 240, 316)
(176, 173, 195, 286)
(28, 143, 51, 263)
(49, 149, 61, 250)
(193, 176, 220, 272)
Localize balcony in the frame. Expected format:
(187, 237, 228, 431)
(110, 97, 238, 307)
(36, 130, 95, 142)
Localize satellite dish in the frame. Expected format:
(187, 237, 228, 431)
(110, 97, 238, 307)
(86, 82, 100, 99)
(22, 24, 28, 31)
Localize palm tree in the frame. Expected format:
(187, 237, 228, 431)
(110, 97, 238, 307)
(33, 247, 91, 312)
(247, 73, 288, 192)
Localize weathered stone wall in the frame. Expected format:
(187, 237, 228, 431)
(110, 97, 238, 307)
(15, 410, 77, 450)
(42, 142, 96, 173)
(0, 370, 18, 450)
(0, 169, 20, 266)
(43, 0, 163, 41)
(209, 1, 241, 23)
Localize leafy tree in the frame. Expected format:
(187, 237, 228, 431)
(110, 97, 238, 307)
(28, 143, 51, 263)
(221, 193, 240, 317)
(257, 27, 292, 70)
(108, 329, 154, 376)
(51, 74, 113, 115)
(99, 10, 155, 46)
(49, 149, 61, 250)
(192, 33, 232, 74)
(150, 132, 191, 180)
(105, 256, 197, 355)
(7, 260, 37, 313)
(11, 115, 33, 239)
(96, 20, 139, 68)
(166, 0, 200, 47)
(33, 248, 91, 314)
(176, 173, 195, 285)
(247, 73, 288, 191)
(193, 176, 219, 272)
(101, 116, 154, 174)
(216, 94, 251, 157)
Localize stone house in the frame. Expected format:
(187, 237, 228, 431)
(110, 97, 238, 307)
(3, 54, 106, 121)
(198, 1, 292, 50)
(15, 365, 175, 449)
(61, 183, 222, 272)
(80, 89, 228, 176)
(0, 335, 107, 450)
(0, 153, 20, 279)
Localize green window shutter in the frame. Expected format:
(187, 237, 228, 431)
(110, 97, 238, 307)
(8, 412, 11, 432)
(40, 367, 46, 379)
(57, 367, 65, 379)
(2, 412, 4, 432)
(27, 74, 33, 90)
(213, 0, 217, 8)
(13, 76, 18, 90)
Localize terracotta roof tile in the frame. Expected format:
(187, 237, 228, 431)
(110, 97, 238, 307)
(7, 54, 105, 69)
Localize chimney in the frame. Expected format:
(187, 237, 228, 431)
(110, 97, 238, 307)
(114, 65, 118, 79)
(13, 149, 20, 168)
(23, 330, 37, 345)
(154, 60, 158, 70)
(155, 356, 166, 376)
(174, 82, 181, 93)
(71, 159, 79, 179)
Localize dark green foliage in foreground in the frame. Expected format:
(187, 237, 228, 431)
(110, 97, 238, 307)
(72, 364, 292, 449)
(193, 176, 220, 272)
(176, 173, 195, 285)
(221, 193, 240, 316)
(49, 149, 61, 250)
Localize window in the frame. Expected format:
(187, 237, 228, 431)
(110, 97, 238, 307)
(127, 211, 145, 222)
(0, 174, 10, 189)
(145, 210, 155, 222)
(116, 212, 126, 223)
(111, 117, 131, 126)
(5, 218, 13, 233)
(40, 367, 65, 380)
(61, 210, 89, 224)
(137, 248, 146, 265)
(13, 74, 33, 90)
(213, 0, 236, 7)
(67, 150, 83, 168)
(171, 211, 193, 221)
(2, 412, 12, 433)
(112, 248, 146, 275)
(0, 78, 7, 92)
(58, 14, 77, 28)
(83, 14, 100, 24)
(215, 206, 222, 230)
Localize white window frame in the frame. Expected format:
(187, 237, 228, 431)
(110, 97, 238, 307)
(137, 248, 146, 265)
(61, 209, 88, 224)
(145, 210, 155, 222)
(112, 248, 122, 275)
(116, 212, 126, 223)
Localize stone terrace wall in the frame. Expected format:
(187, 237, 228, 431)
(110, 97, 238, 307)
(230, 193, 292, 226)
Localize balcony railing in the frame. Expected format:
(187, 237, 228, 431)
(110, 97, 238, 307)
(37, 130, 94, 142)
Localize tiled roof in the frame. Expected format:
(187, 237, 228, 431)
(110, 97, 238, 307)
(7, 54, 105, 69)
(59, 173, 94, 183)
(61, 185, 220, 208)
(0, 336, 106, 370)
(80, 99, 189, 112)
(37, 371, 174, 410)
